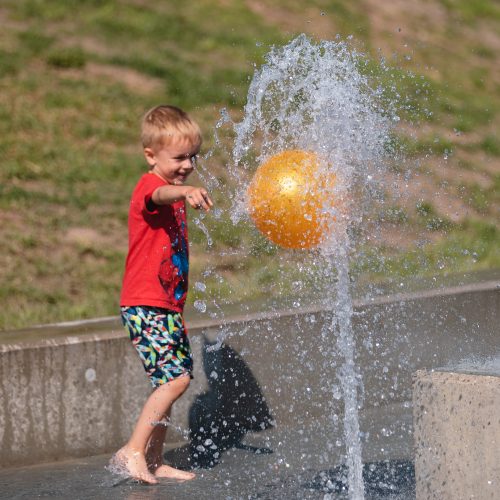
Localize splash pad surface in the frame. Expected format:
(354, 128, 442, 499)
(0, 448, 416, 500)
(1, 277, 498, 500)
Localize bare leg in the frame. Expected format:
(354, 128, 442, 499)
(145, 411, 170, 471)
(112, 375, 193, 484)
(146, 409, 196, 480)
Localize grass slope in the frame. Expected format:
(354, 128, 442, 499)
(0, 0, 499, 330)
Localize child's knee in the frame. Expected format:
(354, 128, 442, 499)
(173, 374, 191, 395)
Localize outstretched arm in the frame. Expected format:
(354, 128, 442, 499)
(151, 185, 213, 211)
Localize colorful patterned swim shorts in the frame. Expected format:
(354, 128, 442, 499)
(120, 306, 193, 387)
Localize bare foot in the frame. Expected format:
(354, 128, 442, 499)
(109, 447, 159, 484)
(154, 464, 195, 481)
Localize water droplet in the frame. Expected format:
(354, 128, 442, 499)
(85, 368, 96, 382)
(194, 300, 207, 312)
(332, 385, 342, 399)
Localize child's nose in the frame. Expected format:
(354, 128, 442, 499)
(182, 158, 194, 169)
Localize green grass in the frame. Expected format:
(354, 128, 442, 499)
(355, 220, 500, 279)
(480, 135, 500, 156)
(440, 0, 500, 23)
(0, 0, 498, 330)
(388, 133, 455, 157)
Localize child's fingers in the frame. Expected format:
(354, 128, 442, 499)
(187, 188, 213, 211)
(199, 189, 213, 210)
(202, 192, 213, 208)
(194, 195, 211, 211)
(186, 194, 199, 209)
(199, 197, 211, 211)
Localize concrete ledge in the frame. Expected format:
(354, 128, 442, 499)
(0, 281, 498, 468)
(413, 370, 500, 500)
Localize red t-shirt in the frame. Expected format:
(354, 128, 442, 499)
(120, 173, 189, 312)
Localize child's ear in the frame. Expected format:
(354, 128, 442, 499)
(143, 147, 156, 167)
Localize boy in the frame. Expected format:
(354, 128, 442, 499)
(111, 105, 213, 484)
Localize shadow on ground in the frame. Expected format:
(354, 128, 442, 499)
(165, 336, 274, 469)
(302, 460, 415, 498)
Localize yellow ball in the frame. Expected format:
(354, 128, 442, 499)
(247, 150, 335, 249)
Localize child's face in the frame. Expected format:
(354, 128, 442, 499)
(144, 136, 200, 185)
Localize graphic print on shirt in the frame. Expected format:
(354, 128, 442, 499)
(158, 206, 189, 305)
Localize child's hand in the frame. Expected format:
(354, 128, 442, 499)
(185, 186, 213, 212)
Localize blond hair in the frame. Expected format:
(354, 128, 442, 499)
(141, 105, 202, 150)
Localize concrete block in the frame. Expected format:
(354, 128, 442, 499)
(413, 370, 500, 500)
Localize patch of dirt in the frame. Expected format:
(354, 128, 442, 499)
(65, 227, 102, 246)
(64, 226, 126, 252)
(364, 0, 500, 88)
(363, 0, 449, 55)
(57, 62, 163, 95)
(77, 36, 121, 58)
(462, 23, 500, 66)
(85, 62, 164, 95)
(380, 225, 446, 251)
(0, 7, 29, 31)
(390, 123, 499, 225)
(384, 168, 482, 223)
(245, 0, 338, 39)
(428, 161, 493, 189)
(457, 150, 500, 177)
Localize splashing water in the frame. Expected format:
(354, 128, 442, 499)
(226, 35, 394, 498)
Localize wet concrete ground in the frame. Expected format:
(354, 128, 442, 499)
(0, 449, 320, 500)
(0, 443, 415, 500)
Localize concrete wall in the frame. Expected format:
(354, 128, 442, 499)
(0, 281, 498, 468)
(413, 370, 500, 500)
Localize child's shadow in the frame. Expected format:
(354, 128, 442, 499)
(165, 336, 275, 469)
